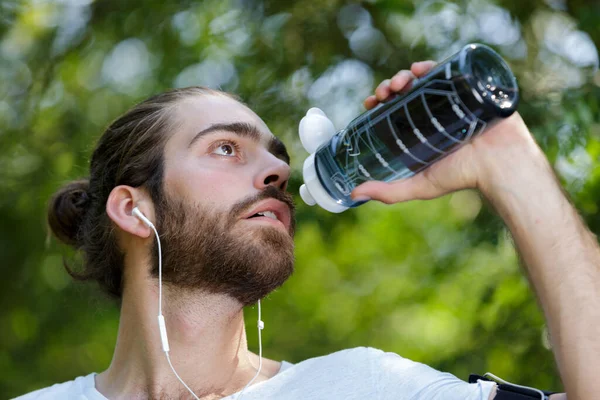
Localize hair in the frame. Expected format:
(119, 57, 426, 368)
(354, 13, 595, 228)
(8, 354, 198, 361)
(47, 86, 240, 298)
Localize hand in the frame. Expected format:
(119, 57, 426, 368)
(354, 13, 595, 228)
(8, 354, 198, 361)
(351, 61, 544, 204)
(549, 393, 567, 400)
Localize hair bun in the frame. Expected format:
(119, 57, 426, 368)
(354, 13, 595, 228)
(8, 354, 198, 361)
(47, 179, 91, 247)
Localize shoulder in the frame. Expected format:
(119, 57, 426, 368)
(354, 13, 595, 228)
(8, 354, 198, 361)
(303, 346, 414, 369)
(359, 348, 496, 400)
(281, 346, 398, 378)
(240, 348, 389, 399)
(12, 373, 96, 400)
(290, 346, 383, 369)
(310, 346, 385, 362)
(302, 347, 496, 400)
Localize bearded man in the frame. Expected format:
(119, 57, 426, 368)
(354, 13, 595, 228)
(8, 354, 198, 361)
(17, 60, 598, 399)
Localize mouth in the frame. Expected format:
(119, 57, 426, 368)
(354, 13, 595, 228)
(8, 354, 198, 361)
(241, 199, 292, 233)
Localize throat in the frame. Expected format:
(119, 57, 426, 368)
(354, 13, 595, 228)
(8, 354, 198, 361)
(97, 289, 261, 399)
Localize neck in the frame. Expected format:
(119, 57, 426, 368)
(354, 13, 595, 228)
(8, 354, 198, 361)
(96, 280, 265, 399)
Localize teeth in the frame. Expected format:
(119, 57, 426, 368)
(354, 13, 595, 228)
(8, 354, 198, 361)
(260, 211, 277, 220)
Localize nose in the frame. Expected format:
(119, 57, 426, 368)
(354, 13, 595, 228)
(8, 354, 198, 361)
(254, 152, 290, 191)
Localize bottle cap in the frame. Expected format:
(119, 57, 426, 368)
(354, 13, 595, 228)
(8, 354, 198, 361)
(299, 184, 316, 206)
(299, 108, 337, 154)
(301, 153, 348, 213)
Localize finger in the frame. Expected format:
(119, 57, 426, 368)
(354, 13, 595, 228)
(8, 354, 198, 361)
(351, 174, 443, 204)
(389, 70, 415, 92)
(548, 394, 567, 400)
(410, 60, 436, 77)
(363, 95, 379, 110)
(375, 79, 392, 102)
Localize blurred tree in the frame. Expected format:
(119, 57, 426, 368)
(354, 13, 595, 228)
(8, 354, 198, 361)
(1, 0, 599, 397)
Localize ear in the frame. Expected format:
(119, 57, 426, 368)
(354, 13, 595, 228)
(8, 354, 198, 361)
(106, 185, 154, 238)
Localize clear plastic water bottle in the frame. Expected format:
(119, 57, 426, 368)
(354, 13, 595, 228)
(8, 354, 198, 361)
(299, 43, 519, 213)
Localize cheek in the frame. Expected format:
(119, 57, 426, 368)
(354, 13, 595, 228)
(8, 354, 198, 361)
(165, 160, 255, 207)
(192, 172, 249, 205)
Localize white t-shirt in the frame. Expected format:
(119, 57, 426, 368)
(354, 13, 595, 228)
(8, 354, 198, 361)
(14, 347, 495, 400)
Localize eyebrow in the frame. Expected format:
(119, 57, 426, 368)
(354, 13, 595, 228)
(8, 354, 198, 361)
(188, 122, 290, 164)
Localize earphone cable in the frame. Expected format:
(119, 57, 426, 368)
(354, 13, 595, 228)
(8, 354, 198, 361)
(154, 221, 163, 317)
(165, 352, 201, 400)
(236, 299, 264, 400)
(149, 221, 200, 400)
(142, 210, 262, 400)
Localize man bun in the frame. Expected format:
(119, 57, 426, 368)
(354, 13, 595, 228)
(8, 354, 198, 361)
(47, 179, 91, 248)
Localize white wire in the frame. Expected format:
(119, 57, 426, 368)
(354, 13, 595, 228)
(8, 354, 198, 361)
(152, 221, 163, 317)
(483, 372, 546, 399)
(147, 217, 262, 400)
(165, 352, 201, 400)
(236, 299, 263, 400)
(148, 223, 200, 400)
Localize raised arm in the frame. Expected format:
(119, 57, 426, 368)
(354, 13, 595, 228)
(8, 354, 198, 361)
(476, 122, 598, 400)
(354, 62, 599, 399)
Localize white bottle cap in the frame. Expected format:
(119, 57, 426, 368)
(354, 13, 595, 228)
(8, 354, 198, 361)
(299, 108, 337, 154)
(299, 184, 316, 206)
(298, 107, 349, 213)
(301, 153, 348, 213)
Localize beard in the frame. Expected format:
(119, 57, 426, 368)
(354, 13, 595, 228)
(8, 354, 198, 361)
(150, 186, 296, 306)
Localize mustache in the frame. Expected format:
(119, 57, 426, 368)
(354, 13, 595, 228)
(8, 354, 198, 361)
(229, 185, 296, 223)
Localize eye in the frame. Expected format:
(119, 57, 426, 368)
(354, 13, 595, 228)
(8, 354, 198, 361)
(211, 141, 240, 157)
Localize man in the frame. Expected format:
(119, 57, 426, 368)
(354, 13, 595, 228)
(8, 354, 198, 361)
(17, 60, 595, 399)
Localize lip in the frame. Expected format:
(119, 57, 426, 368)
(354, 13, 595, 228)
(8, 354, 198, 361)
(241, 198, 292, 233)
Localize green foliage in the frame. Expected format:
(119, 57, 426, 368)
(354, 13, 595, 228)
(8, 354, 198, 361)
(1, 0, 599, 397)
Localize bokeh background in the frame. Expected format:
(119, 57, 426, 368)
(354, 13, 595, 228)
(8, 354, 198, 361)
(2, 0, 599, 397)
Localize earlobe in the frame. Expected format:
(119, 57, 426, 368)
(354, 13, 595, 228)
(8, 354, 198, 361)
(106, 186, 154, 238)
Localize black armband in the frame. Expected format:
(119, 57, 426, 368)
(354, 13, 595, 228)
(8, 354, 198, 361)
(469, 373, 556, 400)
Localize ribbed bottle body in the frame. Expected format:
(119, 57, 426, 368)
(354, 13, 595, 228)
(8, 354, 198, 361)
(314, 44, 518, 208)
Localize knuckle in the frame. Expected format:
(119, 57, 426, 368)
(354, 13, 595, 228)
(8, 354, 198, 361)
(379, 195, 395, 205)
(391, 70, 415, 88)
(377, 79, 390, 90)
(394, 70, 412, 80)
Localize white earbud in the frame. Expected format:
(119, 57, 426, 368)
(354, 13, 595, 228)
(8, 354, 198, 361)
(132, 207, 154, 228)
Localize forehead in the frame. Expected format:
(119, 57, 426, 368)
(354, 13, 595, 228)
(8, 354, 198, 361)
(169, 94, 274, 147)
